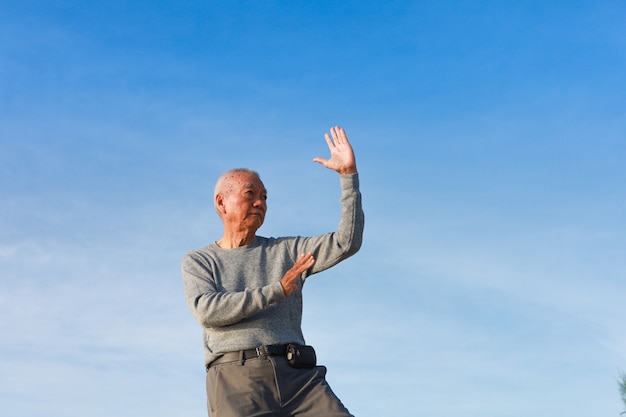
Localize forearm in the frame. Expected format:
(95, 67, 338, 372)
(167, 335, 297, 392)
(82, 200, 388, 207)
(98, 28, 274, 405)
(187, 282, 285, 328)
(303, 173, 364, 274)
(335, 173, 364, 253)
(181, 255, 286, 328)
(327, 126, 362, 250)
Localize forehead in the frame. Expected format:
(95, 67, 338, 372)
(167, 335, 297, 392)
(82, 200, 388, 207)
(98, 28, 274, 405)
(231, 172, 266, 191)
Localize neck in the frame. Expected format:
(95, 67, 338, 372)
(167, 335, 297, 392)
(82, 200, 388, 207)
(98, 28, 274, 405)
(217, 231, 256, 249)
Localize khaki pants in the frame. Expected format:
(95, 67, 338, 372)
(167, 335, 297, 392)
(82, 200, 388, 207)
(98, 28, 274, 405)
(206, 355, 353, 417)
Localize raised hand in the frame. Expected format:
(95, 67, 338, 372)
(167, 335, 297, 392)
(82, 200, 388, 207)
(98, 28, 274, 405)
(280, 252, 315, 297)
(313, 126, 357, 175)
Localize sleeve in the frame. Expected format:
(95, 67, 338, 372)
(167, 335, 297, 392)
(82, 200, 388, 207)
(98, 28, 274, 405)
(181, 252, 286, 328)
(300, 173, 365, 276)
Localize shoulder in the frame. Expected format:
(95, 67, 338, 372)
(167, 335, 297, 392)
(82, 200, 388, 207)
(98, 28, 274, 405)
(181, 244, 217, 266)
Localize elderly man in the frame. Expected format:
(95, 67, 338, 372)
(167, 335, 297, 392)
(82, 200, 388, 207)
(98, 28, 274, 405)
(181, 126, 364, 416)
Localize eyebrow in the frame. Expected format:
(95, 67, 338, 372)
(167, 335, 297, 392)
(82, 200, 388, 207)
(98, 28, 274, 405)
(243, 183, 267, 193)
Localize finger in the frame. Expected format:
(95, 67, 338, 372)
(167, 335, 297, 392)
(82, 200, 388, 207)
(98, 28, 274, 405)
(324, 132, 336, 149)
(298, 252, 315, 265)
(295, 253, 308, 265)
(312, 158, 336, 171)
(329, 127, 339, 145)
(336, 126, 347, 144)
(295, 253, 315, 271)
(331, 126, 346, 145)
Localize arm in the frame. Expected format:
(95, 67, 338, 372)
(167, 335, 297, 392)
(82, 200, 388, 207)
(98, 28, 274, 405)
(302, 174, 363, 275)
(303, 126, 364, 274)
(182, 251, 316, 326)
(181, 253, 286, 328)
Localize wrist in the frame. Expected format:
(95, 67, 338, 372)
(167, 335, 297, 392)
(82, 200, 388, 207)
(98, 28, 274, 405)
(339, 167, 357, 175)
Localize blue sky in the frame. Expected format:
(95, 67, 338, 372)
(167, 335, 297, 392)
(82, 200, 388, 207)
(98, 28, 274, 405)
(1, 1, 625, 416)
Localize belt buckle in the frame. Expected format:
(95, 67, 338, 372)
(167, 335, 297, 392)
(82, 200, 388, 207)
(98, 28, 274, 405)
(255, 346, 267, 357)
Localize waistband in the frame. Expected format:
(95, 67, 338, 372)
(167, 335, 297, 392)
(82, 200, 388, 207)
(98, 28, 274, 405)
(207, 344, 290, 369)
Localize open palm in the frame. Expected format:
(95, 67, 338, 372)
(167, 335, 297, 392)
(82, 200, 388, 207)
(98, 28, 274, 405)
(313, 126, 357, 175)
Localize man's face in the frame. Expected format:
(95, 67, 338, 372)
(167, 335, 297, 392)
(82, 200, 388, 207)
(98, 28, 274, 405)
(219, 172, 267, 232)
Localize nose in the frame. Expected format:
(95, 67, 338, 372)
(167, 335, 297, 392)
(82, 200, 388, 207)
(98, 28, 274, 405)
(253, 197, 266, 209)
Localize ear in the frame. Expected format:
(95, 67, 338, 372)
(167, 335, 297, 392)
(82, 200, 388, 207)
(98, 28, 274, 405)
(215, 194, 227, 215)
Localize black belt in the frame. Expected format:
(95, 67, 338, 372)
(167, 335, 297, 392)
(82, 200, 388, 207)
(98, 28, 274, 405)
(208, 344, 289, 368)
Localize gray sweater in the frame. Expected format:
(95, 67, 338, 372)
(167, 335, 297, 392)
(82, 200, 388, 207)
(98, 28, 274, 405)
(181, 174, 364, 367)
